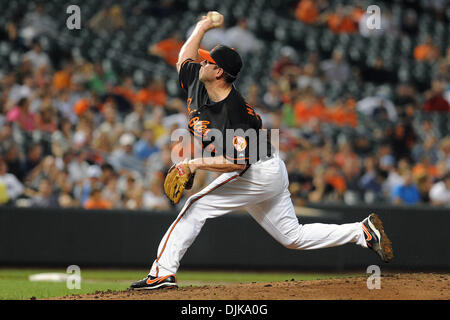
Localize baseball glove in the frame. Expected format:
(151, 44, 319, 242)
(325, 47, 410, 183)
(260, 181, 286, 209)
(164, 161, 195, 204)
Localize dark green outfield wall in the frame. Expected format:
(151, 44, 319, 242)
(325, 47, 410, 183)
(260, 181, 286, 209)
(0, 205, 448, 271)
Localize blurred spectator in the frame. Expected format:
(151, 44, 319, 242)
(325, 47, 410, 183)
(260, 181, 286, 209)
(52, 62, 73, 92)
(96, 102, 125, 147)
(423, 80, 450, 112)
(414, 35, 441, 62)
(25, 155, 58, 191)
(271, 46, 300, 80)
(124, 102, 150, 136)
(297, 63, 324, 95)
(412, 135, 439, 165)
(89, 5, 125, 34)
(87, 62, 118, 95)
(429, 172, 450, 206)
(149, 31, 184, 67)
(401, 8, 419, 37)
(394, 83, 418, 113)
(308, 167, 339, 203)
(28, 178, 59, 208)
(84, 187, 113, 210)
(19, 3, 57, 44)
(135, 78, 168, 107)
(35, 103, 58, 134)
(437, 137, 450, 170)
(356, 92, 398, 122)
(388, 121, 416, 162)
(0, 21, 26, 52)
(134, 128, 160, 161)
(263, 82, 283, 111)
(112, 76, 137, 104)
(2, 143, 26, 181)
(22, 41, 51, 71)
(0, 158, 24, 205)
(391, 170, 421, 205)
(122, 175, 144, 209)
(320, 49, 351, 83)
(325, 5, 359, 34)
(23, 144, 43, 178)
(108, 133, 145, 174)
(6, 97, 35, 132)
(51, 118, 73, 158)
(143, 176, 171, 210)
(358, 157, 382, 202)
(75, 164, 103, 206)
(294, 90, 326, 126)
(295, 0, 320, 25)
(342, 156, 362, 204)
(225, 19, 263, 55)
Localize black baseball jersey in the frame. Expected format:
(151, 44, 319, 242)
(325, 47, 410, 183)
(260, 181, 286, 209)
(179, 58, 272, 164)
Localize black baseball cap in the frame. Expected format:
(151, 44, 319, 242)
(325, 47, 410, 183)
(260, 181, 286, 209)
(198, 45, 243, 78)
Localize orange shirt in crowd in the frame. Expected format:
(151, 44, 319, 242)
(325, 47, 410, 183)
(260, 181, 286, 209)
(327, 105, 358, 127)
(326, 174, 347, 193)
(52, 70, 72, 90)
(351, 7, 365, 23)
(334, 151, 358, 169)
(151, 38, 184, 66)
(135, 87, 168, 107)
(328, 13, 358, 33)
(294, 100, 326, 125)
(412, 163, 438, 179)
(84, 198, 113, 210)
(113, 86, 136, 103)
(73, 98, 90, 116)
(414, 44, 440, 61)
(295, 0, 319, 24)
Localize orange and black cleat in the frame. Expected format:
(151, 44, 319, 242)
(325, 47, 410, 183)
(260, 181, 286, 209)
(362, 213, 394, 263)
(130, 274, 178, 290)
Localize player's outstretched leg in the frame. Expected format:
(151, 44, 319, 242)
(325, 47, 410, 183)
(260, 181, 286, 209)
(361, 213, 394, 263)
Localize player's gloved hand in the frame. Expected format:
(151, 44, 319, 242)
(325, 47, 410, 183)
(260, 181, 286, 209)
(164, 159, 195, 204)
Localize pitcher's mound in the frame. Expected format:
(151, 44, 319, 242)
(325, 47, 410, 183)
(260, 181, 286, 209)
(52, 273, 449, 300)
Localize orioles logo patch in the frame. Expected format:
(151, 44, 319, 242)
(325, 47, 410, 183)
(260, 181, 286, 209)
(233, 136, 247, 152)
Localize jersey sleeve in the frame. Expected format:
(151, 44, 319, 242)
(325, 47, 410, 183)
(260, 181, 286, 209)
(178, 58, 201, 92)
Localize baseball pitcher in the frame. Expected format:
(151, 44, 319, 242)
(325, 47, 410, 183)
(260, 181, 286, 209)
(130, 12, 393, 290)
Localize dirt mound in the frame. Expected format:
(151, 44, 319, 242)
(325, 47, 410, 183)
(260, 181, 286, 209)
(51, 273, 449, 300)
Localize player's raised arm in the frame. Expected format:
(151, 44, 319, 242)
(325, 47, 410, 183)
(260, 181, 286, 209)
(176, 12, 224, 73)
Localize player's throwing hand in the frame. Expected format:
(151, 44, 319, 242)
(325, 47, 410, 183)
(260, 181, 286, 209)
(197, 11, 224, 32)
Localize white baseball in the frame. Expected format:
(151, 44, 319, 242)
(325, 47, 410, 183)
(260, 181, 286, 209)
(209, 11, 222, 26)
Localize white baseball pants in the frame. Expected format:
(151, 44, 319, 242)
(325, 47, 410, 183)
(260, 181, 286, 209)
(150, 154, 367, 277)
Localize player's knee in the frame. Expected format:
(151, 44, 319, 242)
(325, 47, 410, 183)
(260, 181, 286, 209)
(283, 240, 300, 250)
(280, 228, 302, 249)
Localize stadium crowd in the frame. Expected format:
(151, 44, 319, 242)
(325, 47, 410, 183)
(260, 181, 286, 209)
(0, 0, 449, 210)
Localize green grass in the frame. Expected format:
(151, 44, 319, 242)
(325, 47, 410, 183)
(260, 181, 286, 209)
(0, 268, 363, 300)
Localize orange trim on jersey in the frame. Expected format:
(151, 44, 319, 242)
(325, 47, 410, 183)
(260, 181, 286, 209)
(180, 58, 193, 68)
(156, 174, 240, 263)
